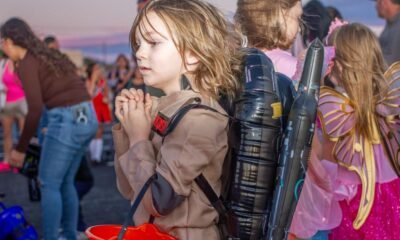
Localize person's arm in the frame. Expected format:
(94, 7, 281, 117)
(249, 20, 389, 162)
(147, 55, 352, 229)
(115, 109, 227, 216)
(85, 78, 95, 97)
(289, 121, 341, 239)
(112, 123, 135, 199)
(15, 56, 44, 154)
(102, 79, 111, 103)
(306, 127, 336, 191)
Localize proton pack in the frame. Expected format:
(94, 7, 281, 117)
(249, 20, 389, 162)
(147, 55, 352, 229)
(152, 48, 295, 239)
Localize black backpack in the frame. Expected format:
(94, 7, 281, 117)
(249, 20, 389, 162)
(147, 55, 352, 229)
(152, 48, 295, 239)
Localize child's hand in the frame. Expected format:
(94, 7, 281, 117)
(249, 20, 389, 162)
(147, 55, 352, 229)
(115, 88, 153, 147)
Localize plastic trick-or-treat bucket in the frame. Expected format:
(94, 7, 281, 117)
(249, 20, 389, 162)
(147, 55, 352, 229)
(86, 223, 177, 240)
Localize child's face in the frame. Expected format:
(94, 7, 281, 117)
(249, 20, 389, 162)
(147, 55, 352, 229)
(284, 1, 303, 44)
(135, 12, 185, 95)
(116, 57, 128, 68)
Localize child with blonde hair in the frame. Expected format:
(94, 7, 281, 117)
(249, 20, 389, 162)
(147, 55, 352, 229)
(290, 23, 400, 239)
(112, 0, 241, 239)
(235, 0, 303, 80)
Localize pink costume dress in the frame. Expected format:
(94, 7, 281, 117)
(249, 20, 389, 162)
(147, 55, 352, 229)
(290, 63, 400, 239)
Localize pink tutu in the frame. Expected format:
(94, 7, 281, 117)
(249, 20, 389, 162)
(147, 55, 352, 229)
(290, 145, 399, 239)
(330, 178, 400, 240)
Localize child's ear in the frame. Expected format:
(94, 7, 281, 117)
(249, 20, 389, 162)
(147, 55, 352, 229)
(184, 51, 199, 70)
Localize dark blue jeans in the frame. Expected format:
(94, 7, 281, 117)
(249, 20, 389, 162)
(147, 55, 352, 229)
(38, 101, 98, 240)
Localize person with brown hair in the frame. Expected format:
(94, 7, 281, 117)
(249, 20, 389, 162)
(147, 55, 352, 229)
(235, 0, 302, 80)
(43, 35, 60, 50)
(1, 18, 98, 240)
(301, 0, 331, 43)
(108, 54, 132, 93)
(112, 0, 242, 239)
(290, 23, 400, 239)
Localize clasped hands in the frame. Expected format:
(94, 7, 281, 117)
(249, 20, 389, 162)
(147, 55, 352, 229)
(115, 88, 153, 148)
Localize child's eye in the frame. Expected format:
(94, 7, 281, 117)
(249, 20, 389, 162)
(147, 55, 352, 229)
(149, 41, 159, 46)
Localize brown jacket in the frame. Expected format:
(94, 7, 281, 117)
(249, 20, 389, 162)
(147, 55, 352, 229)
(113, 90, 228, 240)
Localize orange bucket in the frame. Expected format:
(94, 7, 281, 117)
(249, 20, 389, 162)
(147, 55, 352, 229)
(86, 224, 177, 240)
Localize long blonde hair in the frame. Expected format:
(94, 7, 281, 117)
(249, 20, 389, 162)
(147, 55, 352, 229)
(331, 23, 389, 139)
(130, 0, 242, 100)
(235, 0, 300, 50)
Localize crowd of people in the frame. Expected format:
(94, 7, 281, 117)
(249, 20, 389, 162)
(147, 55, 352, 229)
(0, 22, 143, 240)
(1, 0, 400, 239)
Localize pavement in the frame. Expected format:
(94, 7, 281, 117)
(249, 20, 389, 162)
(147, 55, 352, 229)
(0, 163, 130, 238)
(0, 123, 131, 239)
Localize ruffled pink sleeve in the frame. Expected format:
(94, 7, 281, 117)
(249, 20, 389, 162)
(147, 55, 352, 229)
(289, 128, 343, 238)
(289, 159, 343, 237)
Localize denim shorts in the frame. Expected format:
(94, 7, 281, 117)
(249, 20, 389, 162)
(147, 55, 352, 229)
(0, 98, 28, 118)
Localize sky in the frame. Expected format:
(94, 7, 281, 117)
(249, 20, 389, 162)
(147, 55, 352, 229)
(0, 0, 384, 43)
(0, 0, 385, 62)
(0, 0, 236, 45)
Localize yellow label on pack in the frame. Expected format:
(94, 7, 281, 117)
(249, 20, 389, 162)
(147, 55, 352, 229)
(271, 102, 282, 119)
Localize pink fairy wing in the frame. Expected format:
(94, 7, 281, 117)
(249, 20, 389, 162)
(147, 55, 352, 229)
(333, 133, 364, 168)
(318, 87, 376, 229)
(377, 117, 400, 175)
(318, 87, 355, 139)
(318, 87, 364, 180)
(377, 62, 400, 116)
(376, 62, 400, 175)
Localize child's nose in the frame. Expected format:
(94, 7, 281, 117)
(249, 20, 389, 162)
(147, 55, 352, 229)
(136, 47, 146, 61)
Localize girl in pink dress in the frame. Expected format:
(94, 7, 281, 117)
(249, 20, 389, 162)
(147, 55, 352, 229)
(0, 59, 26, 171)
(290, 23, 400, 239)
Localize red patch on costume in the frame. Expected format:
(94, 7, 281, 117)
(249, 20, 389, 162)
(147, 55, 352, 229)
(152, 113, 169, 136)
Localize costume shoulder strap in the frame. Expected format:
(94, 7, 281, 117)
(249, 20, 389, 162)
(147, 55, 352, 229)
(152, 97, 224, 138)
